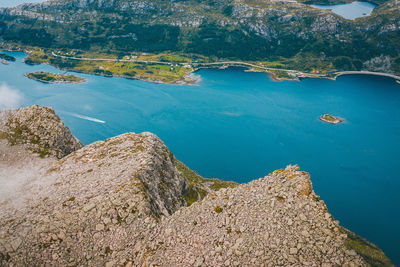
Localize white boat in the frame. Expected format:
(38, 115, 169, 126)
(1, 60, 9, 65)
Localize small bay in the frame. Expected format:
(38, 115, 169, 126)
(1, 51, 399, 264)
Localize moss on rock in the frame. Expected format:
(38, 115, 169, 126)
(175, 160, 237, 206)
(342, 227, 393, 266)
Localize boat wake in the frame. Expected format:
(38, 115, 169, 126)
(65, 112, 106, 124)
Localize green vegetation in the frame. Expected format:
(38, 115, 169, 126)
(16, 47, 198, 83)
(319, 114, 343, 124)
(24, 49, 48, 65)
(214, 205, 223, 213)
(26, 72, 84, 84)
(175, 161, 237, 206)
(342, 228, 393, 266)
(0, 0, 398, 79)
(2, 122, 52, 158)
(0, 53, 16, 62)
(62, 197, 76, 206)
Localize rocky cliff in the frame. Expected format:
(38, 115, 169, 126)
(0, 104, 83, 158)
(0, 105, 392, 266)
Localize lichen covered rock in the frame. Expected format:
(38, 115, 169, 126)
(0, 105, 83, 158)
(138, 165, 368, 266)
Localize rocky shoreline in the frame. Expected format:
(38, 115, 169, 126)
(0, 105, 393, 266)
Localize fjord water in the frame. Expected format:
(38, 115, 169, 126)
(311, 1, 376, 20)
(1, 52, 400, 263)
(0, 0, 45, 7)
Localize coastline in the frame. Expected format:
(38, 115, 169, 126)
(3, 48, 400, 85)
(333, 71, 400, 81)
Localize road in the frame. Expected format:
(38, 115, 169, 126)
(51, 52, 297, 73)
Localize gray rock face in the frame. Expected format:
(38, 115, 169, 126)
(0, 127, 190, 266)
(138, 165, 366, 266)
(0, 105, 391, 266)
(0, 105, 83, 158)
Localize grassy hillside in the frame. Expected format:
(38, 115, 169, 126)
(0, 0, 399, 75)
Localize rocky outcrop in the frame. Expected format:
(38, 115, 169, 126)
(0, 132, 188, 266)
(139, 165, 366, 266)
(0, 105, 83, 158)
(0, 105, 393, 266)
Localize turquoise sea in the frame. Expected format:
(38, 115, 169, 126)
(1, 51, 399, 264)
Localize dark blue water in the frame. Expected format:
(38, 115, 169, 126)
(1, 51, 399, 264)
(311, 1, 377, 20)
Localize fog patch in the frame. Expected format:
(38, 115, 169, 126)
(0, 141, 57, 217)
(0, 83, 23, 110)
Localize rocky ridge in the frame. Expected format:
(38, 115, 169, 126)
(0, 104, 83, 158)
(0, 105, 393, 266)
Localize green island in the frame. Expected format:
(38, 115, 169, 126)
(0, 53, 16, 62)
(319, 114, 344, 124)
(25, 71, 85, 84)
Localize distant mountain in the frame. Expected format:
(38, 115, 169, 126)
(0, 0, 399, 74)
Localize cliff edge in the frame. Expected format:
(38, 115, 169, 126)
(0, 105, 392, 266)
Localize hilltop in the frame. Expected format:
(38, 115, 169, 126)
(0, 105, 393, 266)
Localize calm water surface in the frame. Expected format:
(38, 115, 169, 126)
(1, 51, 399, 264)
(0, 0, 45, 7)
(311, 1, 377, 20)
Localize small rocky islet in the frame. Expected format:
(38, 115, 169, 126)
(319, 114, 344, 124)
(0, 105, 393, 266)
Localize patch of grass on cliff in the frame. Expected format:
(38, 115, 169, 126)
(214, 205, 223, 213)
(183, 184, 203, 206)
(176, 161, 237, 206)
(0, 131, 9, 140)
(38, 147, 50, 158)
(176, 161, 236, 190)
(5, 121, 52, 158)
(342, 227, 393, 266)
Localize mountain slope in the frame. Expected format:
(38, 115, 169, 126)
(0, 0, 399, 74)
